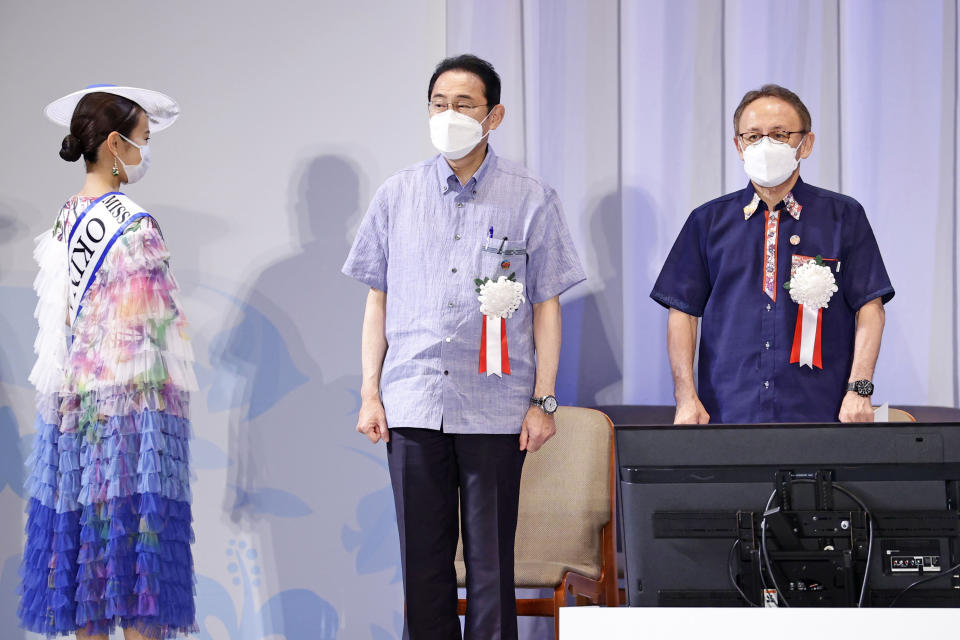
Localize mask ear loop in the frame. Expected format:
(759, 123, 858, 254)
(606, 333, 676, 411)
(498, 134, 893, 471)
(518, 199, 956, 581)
(477, 107, 495, 142)
(794, 134, 808, 159)
(118, 132, 144, 149)
(117, 132, 146, 167)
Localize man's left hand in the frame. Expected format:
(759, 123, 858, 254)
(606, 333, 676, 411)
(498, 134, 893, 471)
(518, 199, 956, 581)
(839, 391, 874, 423)
(519, 406, 556, 452)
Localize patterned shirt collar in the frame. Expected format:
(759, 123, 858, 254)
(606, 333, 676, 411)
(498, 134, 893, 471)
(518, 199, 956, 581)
(435, 145, 498, 194)
(742, 178, 805, 221)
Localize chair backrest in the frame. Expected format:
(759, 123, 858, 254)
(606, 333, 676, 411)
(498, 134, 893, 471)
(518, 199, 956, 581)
(887, 407, 917, 422)
(455, 406, 613, 586)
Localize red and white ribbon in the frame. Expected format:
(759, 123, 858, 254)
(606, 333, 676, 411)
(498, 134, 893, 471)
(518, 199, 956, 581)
(479, 315, 511, 377)
(789, 304, 823, 369)
(476, 276, 524, 377)
(786, 258, 836, 370)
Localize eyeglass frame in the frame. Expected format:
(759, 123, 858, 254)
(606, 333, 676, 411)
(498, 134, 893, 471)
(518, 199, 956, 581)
(427, 101, 490, 114)
(737, 130, 808, 146)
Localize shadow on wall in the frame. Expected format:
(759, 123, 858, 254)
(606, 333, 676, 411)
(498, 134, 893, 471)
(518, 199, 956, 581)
(0, 198, 40, 638)
(0, 196, 31, 270)
(203, 154, 378, 638)
(155, 204, 242, 291)
(557, 190, 624, 407)
(0, 197, 36, 394)
(620, 186, 674, 403)
(0, 211, 27, 246)
(0, 404, 27, 636)
(212, 153, 367, 516)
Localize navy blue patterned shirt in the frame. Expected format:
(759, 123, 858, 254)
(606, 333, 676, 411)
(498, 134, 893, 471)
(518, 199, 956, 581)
(651, 178, 894, 424)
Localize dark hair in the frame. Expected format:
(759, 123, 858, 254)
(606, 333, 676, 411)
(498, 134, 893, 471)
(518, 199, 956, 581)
(733, 84, 812, 134)
(427, 54, 501, 106)
(59, 92, 143, 164)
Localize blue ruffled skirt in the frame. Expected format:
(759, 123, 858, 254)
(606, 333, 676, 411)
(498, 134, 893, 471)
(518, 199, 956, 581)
(18, 389, 197, 638)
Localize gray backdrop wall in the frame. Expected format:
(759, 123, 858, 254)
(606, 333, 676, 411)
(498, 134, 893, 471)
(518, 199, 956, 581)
(0, 1, 957, 638)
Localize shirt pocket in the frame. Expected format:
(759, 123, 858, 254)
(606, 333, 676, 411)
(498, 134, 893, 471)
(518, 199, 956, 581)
(478, 241, 527, 286)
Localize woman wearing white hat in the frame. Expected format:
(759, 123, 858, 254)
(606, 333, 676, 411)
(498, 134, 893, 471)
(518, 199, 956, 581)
(19, 86, 197, 639)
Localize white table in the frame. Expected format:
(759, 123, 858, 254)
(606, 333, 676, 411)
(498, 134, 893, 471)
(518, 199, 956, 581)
(560, 606, 960, 639)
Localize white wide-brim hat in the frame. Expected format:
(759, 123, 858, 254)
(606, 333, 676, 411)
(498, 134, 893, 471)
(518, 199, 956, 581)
(44, 84, 180, 132)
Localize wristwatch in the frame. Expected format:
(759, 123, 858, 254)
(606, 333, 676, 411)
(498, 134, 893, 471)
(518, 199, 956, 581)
(531, 395, 559, 415)
(847, 380, 874, 397)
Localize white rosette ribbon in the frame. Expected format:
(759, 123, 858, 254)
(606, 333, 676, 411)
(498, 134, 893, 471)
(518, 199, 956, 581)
(787, 259, 838, 369)
(477, 276, 524, 377)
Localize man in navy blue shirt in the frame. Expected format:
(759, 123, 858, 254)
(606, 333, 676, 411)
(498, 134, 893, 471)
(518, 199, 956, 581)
(651, 84, 894, 424)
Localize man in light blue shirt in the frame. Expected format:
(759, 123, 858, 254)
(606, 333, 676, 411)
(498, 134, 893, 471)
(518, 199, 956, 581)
(343, 54, 585, 639)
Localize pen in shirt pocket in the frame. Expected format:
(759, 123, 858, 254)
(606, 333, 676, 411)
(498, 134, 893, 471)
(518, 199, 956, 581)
(485, 226, 493, 250)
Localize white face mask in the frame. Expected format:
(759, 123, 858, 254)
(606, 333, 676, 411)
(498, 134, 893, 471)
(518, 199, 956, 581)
(741, 135, 805, 188)
(116, 132, 151, 184)
(429, 109, 491, 160)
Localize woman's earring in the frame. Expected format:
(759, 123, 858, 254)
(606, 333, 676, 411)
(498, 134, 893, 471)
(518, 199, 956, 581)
(112, 157, 120, 177)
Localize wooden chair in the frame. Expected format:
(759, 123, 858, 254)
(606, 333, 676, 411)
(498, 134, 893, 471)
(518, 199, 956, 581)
(455, 406, 618, 638)
(875, 406, 918, 422)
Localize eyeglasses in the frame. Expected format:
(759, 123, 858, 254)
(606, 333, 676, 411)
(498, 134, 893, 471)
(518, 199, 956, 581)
(738, 130, 806, 146)
(428, 101, 489, 114)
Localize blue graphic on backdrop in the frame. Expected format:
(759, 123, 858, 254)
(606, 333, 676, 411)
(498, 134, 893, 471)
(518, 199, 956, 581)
(230, 485, 313, 518)
(341, 447, 401, 583)
(370, 611, 404, 640)
(191, 436, 232, 470)
(0, 407, 26, 498)
(198, 540, 338, 640)
(345, 388, 363, 415)
(204, 287, 308, 419)
(0, 554, 21, 631)
(0, 286, 35, 388)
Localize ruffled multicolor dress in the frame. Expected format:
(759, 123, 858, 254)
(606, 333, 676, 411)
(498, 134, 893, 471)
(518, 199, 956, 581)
(19, 195, 198, 638)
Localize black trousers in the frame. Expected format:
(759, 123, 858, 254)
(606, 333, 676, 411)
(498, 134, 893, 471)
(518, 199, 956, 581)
(387, 427, 526, 640)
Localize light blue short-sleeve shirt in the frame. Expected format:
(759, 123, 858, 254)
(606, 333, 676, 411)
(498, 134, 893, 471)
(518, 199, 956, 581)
(342, 147, 586, 434)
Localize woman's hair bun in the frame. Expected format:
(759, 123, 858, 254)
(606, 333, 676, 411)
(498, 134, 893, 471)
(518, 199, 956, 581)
(59, 134, 82, 162)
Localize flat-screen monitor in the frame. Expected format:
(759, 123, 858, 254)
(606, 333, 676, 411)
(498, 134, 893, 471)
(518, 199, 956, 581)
(616, 423, 960, 607)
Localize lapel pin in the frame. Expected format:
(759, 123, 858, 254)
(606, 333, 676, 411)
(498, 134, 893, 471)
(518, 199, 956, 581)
(790, 235, 800, 246)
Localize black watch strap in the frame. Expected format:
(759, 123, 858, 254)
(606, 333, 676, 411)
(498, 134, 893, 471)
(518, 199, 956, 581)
(847, 380, 874, 397)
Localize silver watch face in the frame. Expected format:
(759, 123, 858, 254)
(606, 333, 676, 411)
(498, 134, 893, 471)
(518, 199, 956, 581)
(542, 396, 558, 413)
